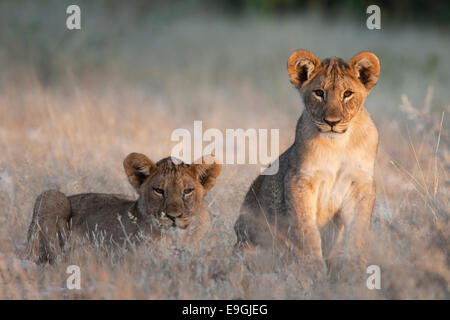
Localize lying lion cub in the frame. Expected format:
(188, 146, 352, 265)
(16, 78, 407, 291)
(27, 153, 221, 263)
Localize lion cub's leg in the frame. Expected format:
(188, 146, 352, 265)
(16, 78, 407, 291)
(234, 210, 254, 251)
(285, 176, 327, 277)
(27, 190, 71, 263)
(330, 180, 375, 280)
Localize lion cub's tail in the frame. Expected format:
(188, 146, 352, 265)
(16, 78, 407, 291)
(27, 190, 71, 264)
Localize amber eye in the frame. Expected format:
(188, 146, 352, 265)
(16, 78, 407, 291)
(343, 90, 353, 98)
(153, 188, 164, 196)
(183, 188, 194, 196)
(313, 89, 324, 97)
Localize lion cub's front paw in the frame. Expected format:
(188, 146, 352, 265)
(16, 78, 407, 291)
(313, 259, 328, 281)
(302, 256, 328, 281)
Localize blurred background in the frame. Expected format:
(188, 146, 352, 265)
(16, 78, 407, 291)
(0, 0, 448, 299)
(1, 0, 450, 109)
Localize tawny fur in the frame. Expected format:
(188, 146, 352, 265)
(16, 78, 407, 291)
(27, 153, 221, 263)
(234, 50, 380, 277)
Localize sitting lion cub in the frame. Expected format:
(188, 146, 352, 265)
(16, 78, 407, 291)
(27, 153, 221, 263)
(234, 50, 380, 276)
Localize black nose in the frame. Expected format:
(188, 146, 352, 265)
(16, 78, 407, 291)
(167, 212, 182, 220)
(323, 118, 341, 127)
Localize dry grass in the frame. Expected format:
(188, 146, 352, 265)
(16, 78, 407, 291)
(0, 8, 449, 299)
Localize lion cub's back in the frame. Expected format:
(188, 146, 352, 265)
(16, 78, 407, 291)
(68, 193, 136, 233)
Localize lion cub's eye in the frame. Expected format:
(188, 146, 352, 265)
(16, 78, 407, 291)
(153, 188, 164, 196)
(313, 89, 324, 98)
(183, 188, 194, 196)
(343, 90, 353, 98)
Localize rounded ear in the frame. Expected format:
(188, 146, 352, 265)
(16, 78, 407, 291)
(287, 49, 321, 88)
(123, 153, 156, 192)
(349, 51, 380, 90)
(192, 155, 221, 192)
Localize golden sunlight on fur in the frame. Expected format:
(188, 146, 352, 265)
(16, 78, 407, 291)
(235, 50, 380, 279)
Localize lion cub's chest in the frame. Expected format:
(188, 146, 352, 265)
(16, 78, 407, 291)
(299, 140, 374, 228)
(314, 166, 361, 227)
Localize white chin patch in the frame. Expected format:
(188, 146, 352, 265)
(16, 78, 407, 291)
(164, 227, 186, 238)
(320, 132, 344, 139)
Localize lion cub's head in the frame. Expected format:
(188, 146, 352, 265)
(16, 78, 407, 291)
(287, 50, 380, 135)
(123, 153, 221, 229)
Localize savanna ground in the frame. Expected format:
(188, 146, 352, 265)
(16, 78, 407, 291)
(0, 2, 449, 299)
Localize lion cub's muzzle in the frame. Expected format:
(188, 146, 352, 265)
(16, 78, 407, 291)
(158, 211, 189, 229)
(316, 117, 348, 134)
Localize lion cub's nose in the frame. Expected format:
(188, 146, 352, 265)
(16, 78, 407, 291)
(167, 212, 182, 220)
(323, 117, 341, 127)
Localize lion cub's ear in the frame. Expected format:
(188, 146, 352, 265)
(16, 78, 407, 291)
(123, 153, 156, 191)
(349, 51, 380, 91)
(192, 155, 221, 192)
(287, 49, 321, 88)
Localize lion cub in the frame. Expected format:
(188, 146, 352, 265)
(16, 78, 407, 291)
(234, 50, 380, 276)
(27, 153, 221, 263)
